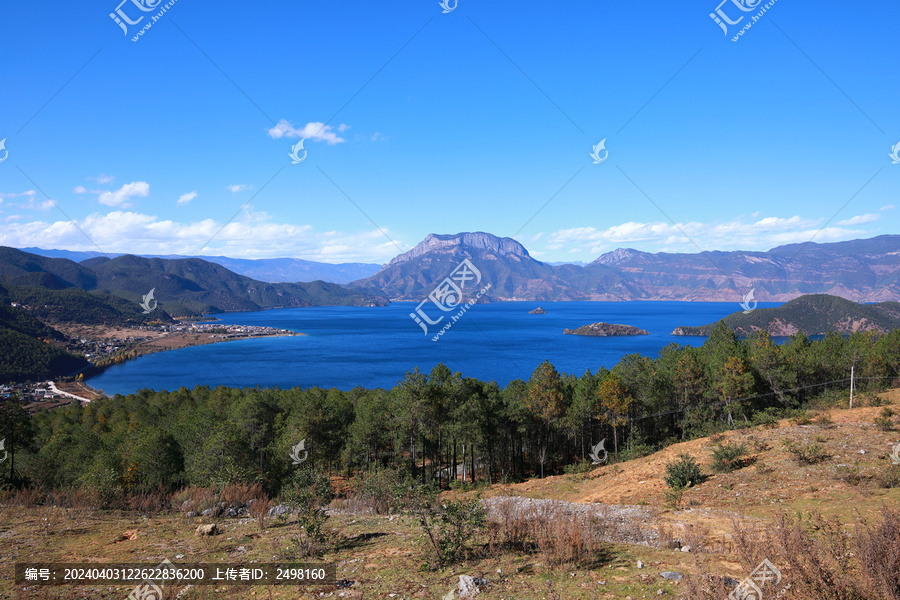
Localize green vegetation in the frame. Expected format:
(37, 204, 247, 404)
(675, 293, 900, 336)
(664, 453, 702, 489)
(783, 439, 829, 465)
(0, 298, 88, 381)
(0, 247, 387, 317)
(710, 441, 750, 473)
(874, 407, 897, 431)
(5, 285, 174, 325)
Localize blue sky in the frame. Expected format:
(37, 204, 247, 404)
(0, 0, 897, 263)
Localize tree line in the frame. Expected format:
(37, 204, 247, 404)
(3, 323, 899, 496)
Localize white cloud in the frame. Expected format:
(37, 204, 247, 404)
(836, 213, 879, 226)
(73, 185, 89, 194)
(98, 181, 150, 207)
(226, 184, 250, 193)
(177, 191, 198, 206)
(546, 213, 873, 257)
(0, 210, 402, 263)
(0, 190, 37, 200)
(89, 173, 115, 184)
(881, 204, 895, 211)
(267, 119, 348, 144)
(0, 190, 53, 212)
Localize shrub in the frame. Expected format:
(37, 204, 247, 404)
(563, 459, 595, 476)
(835, 464, 863, 486)
(486, 499, 610, 567)
(77, 461, 122, 509)
(746, 435, 771, 453)
(434, 497, 487, 565)
(448, 479, 490, 492)
(751, 409, 780, 429)
(688, 509, 900, 599)
(664, 454, 702, 489)
(397, 482, 486, 569)
(249, 493, 273, 531)
(171, 486, 217, 514)
(350, 468, 408, 515)
(855, 507, 900, 599)
(281, 468, 334, 557)
(874, 407, 897, 431)
(812, 413, 834, 428)
(663, 487, 685, 510)
(809, 387, 849, 410)
(222, 482, 262, 507)
(875, 464, 900, 489)
(783, 440, 829, 465)
(711, 442, 749, 473)
(793, 410, 813, 425)
(617, 443, 655, 462)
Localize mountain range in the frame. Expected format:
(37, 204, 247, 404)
(20, 248, 381, 284)
(10, 232, 900, 307)
(351, 232, 900, 303)
(0, 247, 387, 321)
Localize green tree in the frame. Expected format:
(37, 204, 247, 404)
(719, 356, 754, 425)
(121, 426, 184, 492)
(748, 330, 794, 404)
(674, 348, 704, 438)
(597, 374, 631, 456)
(526, 361, 567, 477)
(186, 421, 255, 487)
(0, 398, 35, 484)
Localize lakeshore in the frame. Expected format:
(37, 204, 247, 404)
(52, 321, 302, 364)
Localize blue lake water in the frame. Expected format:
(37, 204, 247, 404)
(87, 301, 780, 395)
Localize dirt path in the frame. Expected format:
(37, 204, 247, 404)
(47, 381, 94, 403)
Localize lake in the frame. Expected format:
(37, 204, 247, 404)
(87, 301, 779, 395)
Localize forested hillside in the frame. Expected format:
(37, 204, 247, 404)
(674, 294, 900, 336)
(0, 287, 88, 381)
(0, 247, 388, 319)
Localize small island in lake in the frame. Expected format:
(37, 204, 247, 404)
(564, 322, 650, 336)
(529, 306, 547, 314)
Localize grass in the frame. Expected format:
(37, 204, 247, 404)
(5, 396, 900, 599)
(0, 501, 688, 600)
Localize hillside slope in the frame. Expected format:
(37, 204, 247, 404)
(0, 285, 88, 381)
(673, 294, 900, 336)
(0, 247, 388, 317)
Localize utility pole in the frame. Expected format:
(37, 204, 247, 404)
(850, 363, 855, 409)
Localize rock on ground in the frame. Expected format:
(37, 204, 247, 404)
(195, 524, 219, 536)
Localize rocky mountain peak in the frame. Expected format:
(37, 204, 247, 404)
(389, 232, 530, 265)
(592, 248, 645, 266)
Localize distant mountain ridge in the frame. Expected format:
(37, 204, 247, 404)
(353, 232, 900, 303)
(0, 247, 388, 319)
(16, 232, 900, 304)
(19, 247, 381, 284)
(355, 232, 623, 301)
